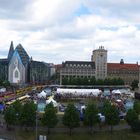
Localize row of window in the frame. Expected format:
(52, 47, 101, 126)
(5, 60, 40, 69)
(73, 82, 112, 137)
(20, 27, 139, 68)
(108, 74, 138, 78)
(61, 71, 95, 75)
(108, 71, 138, 74)
(62, 75, 94, 78)
(65, 64, 92, 67)
(62, 69, 95, 72)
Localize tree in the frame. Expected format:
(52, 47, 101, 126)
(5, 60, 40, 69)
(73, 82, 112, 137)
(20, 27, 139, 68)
(125, 109, 140, 132)
(117, 78, 124, 85)
(71, 77, 78, 85)
(90, 76, 96, 85)
(96, 79, 104, 85)
(77, 77, 82, 85)
(131, 80, 139, 90)
(111, 78, 117, 85)
(12, 100, 23, 124)
(63, 103, 80, 135)
(20, 101, 37, 128)
(4, 105, 16, 129)
(84, 103, 99, 134)
(82, 77, 89, 85)
(125, 109, 139, 126)
(62, 77, 68, 85)
(0, 78, 2, 85)
(42, 103, 58, 134)
(133, 100, 140, 115)
(103, 103, 120, 133)
(69, 77, 73, 85)
(104, 78, 110, 85)
(2, 80, 11, 88)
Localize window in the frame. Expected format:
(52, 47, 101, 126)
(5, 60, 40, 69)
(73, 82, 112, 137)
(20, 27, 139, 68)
(15, 70, 19, 78)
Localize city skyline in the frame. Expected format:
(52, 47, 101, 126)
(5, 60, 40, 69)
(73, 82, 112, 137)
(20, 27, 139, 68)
(0, 0, 140, 64)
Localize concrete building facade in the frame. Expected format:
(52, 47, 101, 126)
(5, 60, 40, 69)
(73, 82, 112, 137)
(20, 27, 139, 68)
(60, 61, 96, 85)
(60, 46, 139, 85)
(91, 46, 107, 79)
(107, 60, 139, 85)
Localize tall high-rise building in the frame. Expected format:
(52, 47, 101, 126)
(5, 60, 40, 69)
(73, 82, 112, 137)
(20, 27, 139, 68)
(91, 46, 107, 79)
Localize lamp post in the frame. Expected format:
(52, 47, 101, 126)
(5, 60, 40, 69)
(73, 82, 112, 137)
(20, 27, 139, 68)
(36, 110, 38, 140)
(36, 100, 38, 140)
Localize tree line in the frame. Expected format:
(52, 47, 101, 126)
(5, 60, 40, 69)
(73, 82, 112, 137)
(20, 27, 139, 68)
(62, 76, 124, 85)
(126, 100, 140, 132)
(0, 78, 11, 88)
(4, 99, 140, 135)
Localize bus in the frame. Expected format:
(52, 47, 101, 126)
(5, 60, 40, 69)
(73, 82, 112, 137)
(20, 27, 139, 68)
(5, 95, 30, 106)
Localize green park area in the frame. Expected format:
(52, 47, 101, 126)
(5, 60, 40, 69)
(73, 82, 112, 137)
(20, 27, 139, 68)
(2, 129, 140, 140)
(1, 99, 140, 140)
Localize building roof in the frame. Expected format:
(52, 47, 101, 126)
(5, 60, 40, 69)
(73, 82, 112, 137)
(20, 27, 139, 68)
(0, 59, 8, 65)
(107, 63, 139, 70)
(55, 64, 62, 69)
(8, 41, 14, 60)
(93, 46, 107, 52)
(63, 61, 95, 68)
(15, 44, 30, 66)
(30, 60, 49, 67)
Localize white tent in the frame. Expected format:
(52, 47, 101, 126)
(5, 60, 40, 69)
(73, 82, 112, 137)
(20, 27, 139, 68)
(0, 88, 6, 93)
(38, 90, 47, 98)
(46, 96, 58, 107)
(112, 89, 121, 94)
(56, 88, 101, 96)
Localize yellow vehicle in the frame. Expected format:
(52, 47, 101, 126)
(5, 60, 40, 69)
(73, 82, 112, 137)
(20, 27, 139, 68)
(16, 86, 33, 95)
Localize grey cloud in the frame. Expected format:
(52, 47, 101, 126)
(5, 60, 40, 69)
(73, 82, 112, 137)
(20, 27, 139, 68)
(0, 0, 33, 19)
(84, 0, 140, 22)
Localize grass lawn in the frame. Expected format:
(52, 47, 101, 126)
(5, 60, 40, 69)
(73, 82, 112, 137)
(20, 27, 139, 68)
(48, 131, 140, 140)
(8, 130, 140, 140)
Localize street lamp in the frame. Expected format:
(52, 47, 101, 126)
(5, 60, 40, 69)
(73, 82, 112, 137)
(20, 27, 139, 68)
(36, 111, 38, 140)
(36, 100, 38, 140)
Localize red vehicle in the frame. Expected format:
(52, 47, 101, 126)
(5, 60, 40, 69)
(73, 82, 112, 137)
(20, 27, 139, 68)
(0, 92, 15, 101)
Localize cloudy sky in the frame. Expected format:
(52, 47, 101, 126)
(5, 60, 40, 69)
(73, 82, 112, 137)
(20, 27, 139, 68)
(0, 0, 140, 64)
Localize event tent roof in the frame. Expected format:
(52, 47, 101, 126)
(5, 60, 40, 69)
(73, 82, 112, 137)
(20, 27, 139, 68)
(46, 96, 58, 107)
(56, 88, 101, 96)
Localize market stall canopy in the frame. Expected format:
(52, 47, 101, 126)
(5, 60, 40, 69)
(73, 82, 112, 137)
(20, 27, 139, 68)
(0, 87, 6, 93)
(56, 88, 101, 96)
(112, 89, 121, 94)
(38, 90, 47, 98)
(37, 88, 52, 98)
(46, 96, 58, 107)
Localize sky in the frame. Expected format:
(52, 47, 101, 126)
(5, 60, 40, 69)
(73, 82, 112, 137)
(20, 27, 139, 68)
(0, 0, 140, 64)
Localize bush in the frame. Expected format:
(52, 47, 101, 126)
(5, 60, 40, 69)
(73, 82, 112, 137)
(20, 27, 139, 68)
(131, 121, 140, 132)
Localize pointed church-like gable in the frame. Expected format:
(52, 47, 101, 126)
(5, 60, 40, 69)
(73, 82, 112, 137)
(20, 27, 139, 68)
(7, 41, 14, 61)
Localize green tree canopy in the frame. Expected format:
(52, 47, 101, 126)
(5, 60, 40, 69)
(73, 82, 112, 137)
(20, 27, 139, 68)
(96, 79, 104, 85)
(12, 100, 22, 123)
(125, 109, 139, 126)
(84, 103, 99, 134)
(63, 103, 80, 135)
(2, 80, 11, 88)
(4, 105, 16, 129)
(42, 103, 58, 134)
(125, 109, 140, 132)
(62, 76, 124, 86)
(131, 80, 139, 90)
(103, 103, 120, 133)
(90, 76, 96, 85)
(133, 100, 140, 115)
(62, 77, 69, 85)
(20, 101, 37, 127)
